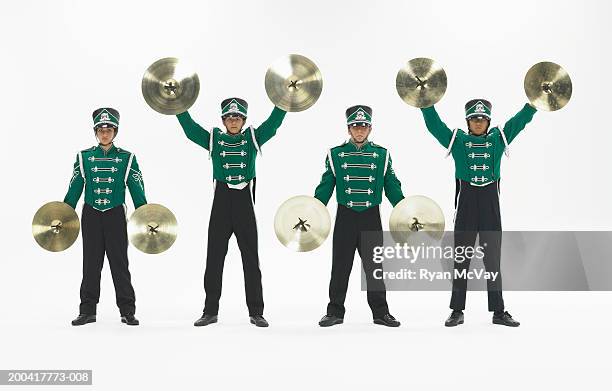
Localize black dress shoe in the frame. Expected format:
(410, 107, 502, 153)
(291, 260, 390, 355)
(492, 311, 520, 327)
(373, 313, 401, 327)
(319, 314, 343, 327)
(249, 315, 269, 328)
(194, 314, 218, 327)
(445, 310, 464, 327)
(71, 314, 96, 326)
(121, 314, 140, 326)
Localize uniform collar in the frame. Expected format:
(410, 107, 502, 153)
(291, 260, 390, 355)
(96, 143, 117, 155)
(222, 128, 246, 138)
(467, 131, 488, 138)
(346, 139, 371, 151)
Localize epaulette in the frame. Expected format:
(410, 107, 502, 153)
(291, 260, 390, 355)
(369, 142, 386, 150)
(80, 146, 96, 153)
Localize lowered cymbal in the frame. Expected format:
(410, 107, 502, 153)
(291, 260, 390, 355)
(142, 57, 200, 115)
(389, 195, 445, 245)
(396, 58, 447, 108)
(32, 201, 80, 252)
(127, 204, 178, 254)
(274, 195, 331, 252)
(265, 54, 323, 112)
(524, 61, 572, 111)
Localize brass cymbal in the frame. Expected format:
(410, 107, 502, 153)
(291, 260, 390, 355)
(32, 201, 80, 252)
(524, 61, 572, 111)
(274, 195, 331, 252)
(396, 57, 447, 108)
(265, 54, 323, 112)
(389, 195, 445, 244)
(127, 204, 178, 254)
(142, 57, 200, 115)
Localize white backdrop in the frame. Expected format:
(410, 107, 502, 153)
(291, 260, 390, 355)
(1, 0, 611, 390)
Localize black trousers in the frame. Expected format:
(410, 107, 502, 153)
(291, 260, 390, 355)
(79, 204, 136, 316)
(327, 205, 389, 319)
(450, 179, 504, 312)
(203, 180, 263, 316)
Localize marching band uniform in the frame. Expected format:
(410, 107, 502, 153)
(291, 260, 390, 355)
(176, 98, 286, 327)
(64, 108, 147, 326)
(315, 106, 404, 327)
(419, 99, 537, 327)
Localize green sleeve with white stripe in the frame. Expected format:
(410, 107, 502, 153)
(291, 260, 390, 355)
(126, 155, 147, 209)
(63, 154, 84, 210)
(314, 155, 336, 206)
(383, 154, 404, 207)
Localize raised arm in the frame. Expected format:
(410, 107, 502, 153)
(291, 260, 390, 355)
(176, 111, 211, 150)
(314, 154, 336, 206)
(63, 154, 84, 209)
(383, 153, 404, 207)
(501, 103, 538, 144)
(420, 106, 454, 148)
(126, 155, 147, 209)
(253, 106, 287, 147)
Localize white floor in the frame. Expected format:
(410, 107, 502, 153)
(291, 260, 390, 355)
(1, 291, 609, 390)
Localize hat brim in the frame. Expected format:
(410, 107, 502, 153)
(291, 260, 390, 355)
(94, 123, 118, 130)
(466, 114, 490, 120)
(348, 122, 371, 127)
(222, 114, 247, 120)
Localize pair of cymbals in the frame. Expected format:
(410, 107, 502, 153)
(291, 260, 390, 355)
(142, 54, 323, 114)
(33, 202, 177, 254)
(273, 195, 445, 252)
(396, 58, 572, 111)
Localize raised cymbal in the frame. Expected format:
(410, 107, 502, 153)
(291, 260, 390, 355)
(524, 61, 572, 111)
(396, 58, 447, 108)
(265, 54, 323, 112)
(32, 201, 80, 252)
(127, 204, 178, 254)
(142, 57, 200, 115)
(389, 195, 445, 244)
(274, 195, 331, 252)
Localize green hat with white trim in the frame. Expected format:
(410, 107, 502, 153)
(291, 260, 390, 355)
(346, 105, 372, 127)
(92, 108, 120, 130)
(465, 99, 492, 120)
(221, 97, 248, 118)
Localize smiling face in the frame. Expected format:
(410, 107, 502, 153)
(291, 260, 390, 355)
(467, 118, 490, 136)
(223, 115, 245, 134)
(95, 127, 116, 145)
(348, 124, 372, 144)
